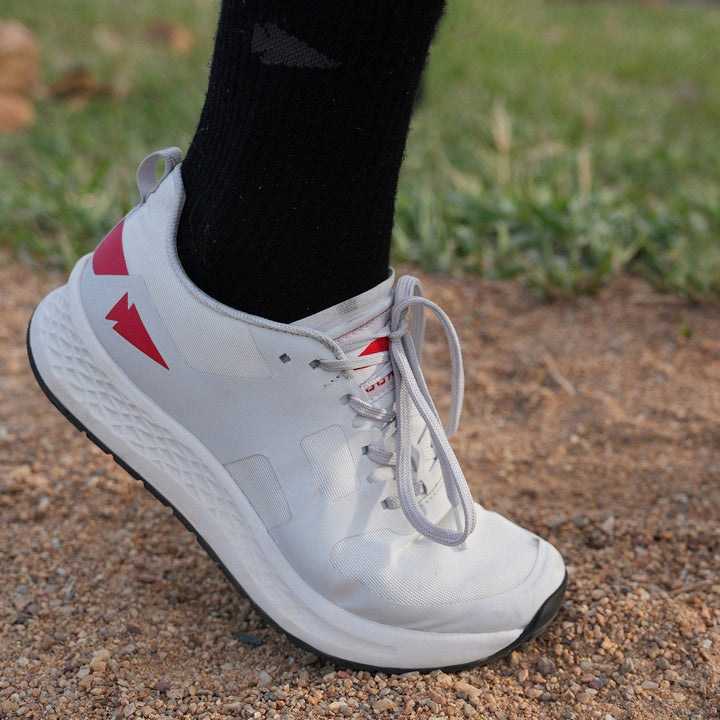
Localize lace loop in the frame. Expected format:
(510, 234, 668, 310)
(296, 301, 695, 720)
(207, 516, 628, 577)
(389, 276, 475, 546)
(318, 275, 476, 546)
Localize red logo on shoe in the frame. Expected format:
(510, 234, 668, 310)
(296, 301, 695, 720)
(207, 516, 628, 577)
(364, 369, 393, 394)
(93, 220, 129, 275)
(355, 336, 389, 371)
(106, 293, 169, 370)
(359, 337, 389, 356)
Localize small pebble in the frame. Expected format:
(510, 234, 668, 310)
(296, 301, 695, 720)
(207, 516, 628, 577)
(89, 649, 110, 673)
(455, 681, 480, 699)
(372, 697, 396, 713)
(396, 671, 419, 680)
(136, 572, 158, 584)
(24, 602, 42, 616)
(601, 515, 615, 534)
(256, 670, 273, 688)
(537, 656, 556, 676)
(423, 698, 440, 713)
(233, 632, 263, 646)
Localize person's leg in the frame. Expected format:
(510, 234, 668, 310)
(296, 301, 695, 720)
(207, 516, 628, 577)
(177, 0, 444, 322)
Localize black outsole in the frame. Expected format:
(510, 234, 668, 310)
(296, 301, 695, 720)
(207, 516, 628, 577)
(26, 315, 568, 674)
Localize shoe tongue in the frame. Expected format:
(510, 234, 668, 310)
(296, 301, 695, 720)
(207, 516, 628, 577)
(336, 309, 395, 401)
(295, 272, 396, 403)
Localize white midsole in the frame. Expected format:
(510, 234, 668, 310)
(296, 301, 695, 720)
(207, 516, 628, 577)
(29, 258, 526, 668)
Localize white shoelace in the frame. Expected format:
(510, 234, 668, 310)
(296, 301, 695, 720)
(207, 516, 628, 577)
(319, 275, 477, 546)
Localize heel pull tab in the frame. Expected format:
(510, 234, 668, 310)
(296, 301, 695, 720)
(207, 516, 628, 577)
(136, 147, 183, 202)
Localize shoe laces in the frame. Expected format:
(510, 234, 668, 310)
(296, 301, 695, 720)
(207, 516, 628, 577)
(318, 275, 476, 546)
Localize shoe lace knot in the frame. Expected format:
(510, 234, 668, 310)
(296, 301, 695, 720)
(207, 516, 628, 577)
(319, 275, 476, 546)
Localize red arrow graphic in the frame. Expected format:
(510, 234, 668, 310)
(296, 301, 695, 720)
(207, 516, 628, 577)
(106, 293, 169, 370)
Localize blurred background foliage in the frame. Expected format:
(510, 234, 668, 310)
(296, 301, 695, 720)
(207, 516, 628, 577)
(2, 0, 719, 297)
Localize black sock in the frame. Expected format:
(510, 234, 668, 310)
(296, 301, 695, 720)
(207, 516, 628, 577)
(176, 0, 445, 323)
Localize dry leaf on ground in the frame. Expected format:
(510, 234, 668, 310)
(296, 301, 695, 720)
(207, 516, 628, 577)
(145, 22, 194, 56)
(0, 91, 34, 132)
(48, 67, 116, 106)
(0, 19, 39, 131)
(0, 19, 39, 93)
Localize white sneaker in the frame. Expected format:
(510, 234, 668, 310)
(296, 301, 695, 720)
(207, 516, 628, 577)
(28, 148, 566, 671)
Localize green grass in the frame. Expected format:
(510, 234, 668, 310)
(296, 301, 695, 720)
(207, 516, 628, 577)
(1, 0, 215, 268)
(3, 0, 720, 296)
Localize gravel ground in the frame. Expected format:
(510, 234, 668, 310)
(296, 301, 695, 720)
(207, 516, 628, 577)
(1, 259, 718, 719)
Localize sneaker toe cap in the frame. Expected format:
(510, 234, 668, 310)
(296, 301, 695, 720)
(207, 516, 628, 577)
(327, 508, 566, 634)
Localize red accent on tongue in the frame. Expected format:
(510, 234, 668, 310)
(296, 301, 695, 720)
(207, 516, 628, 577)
(359, 337, 389, 356)
(356, 337, 390, 371)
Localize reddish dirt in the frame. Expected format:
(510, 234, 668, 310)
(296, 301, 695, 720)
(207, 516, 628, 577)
(1, 259, 718, 719)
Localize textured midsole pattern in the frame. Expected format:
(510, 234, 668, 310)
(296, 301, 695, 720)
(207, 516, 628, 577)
(33, 287, 305, 622)
(39, 289, 242, 533)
